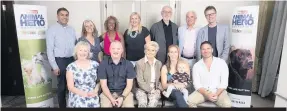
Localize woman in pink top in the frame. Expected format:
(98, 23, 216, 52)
(101, 16, 125, 60)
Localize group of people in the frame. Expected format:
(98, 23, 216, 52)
(46, 5, 231, 108)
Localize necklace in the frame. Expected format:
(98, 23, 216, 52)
(129, 31, 138, 38)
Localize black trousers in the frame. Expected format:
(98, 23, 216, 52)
(55, 57, 74, 108)
(169, 89, 189, 108)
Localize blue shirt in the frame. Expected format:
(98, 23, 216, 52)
(77, 36, 102, 62)
(97, 57, 136, 93)
(46, 22, 76, 70)
(208, 26, 218, 57)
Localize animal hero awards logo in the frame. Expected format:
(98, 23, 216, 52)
(231, 10, 255, 34)
(19, 10, 46, 36)
(20, 10, 46, 27)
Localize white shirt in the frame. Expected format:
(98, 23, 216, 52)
(192, 57, 229, 93)
(178, 25, 200, 58)
(144, 56, 157, 87)
(182, 28, 198, 57)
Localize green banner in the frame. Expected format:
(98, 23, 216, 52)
(14, 4, 54, 107)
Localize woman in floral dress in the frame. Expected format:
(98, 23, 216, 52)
(66, 41, 100, 108)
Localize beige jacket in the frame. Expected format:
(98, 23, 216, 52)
(135, 57, 163, 92)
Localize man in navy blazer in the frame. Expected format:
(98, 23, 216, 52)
(196, 6, 230, 61)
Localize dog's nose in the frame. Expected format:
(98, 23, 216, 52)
(248, 61, 253, 69)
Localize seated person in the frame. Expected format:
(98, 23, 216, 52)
(163, 60, 190, 103)
(188, 41, 232, 107)
(160, 45, 190, 108)
(135, 41, 162, 108)
(98, 41, 136, 108)
(66, 41, 100, 108)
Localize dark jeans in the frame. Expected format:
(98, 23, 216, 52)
(55, 57, 74, 108)
(169, 89, 189, 108)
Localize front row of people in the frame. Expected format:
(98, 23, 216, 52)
(66, 40, 232, 108)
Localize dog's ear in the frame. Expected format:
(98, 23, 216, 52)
(229, 50, 237, 64)
(23, 68, 27, 72)
(230, 46, 236, 52)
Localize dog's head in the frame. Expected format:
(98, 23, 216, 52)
(33, 52, 48, 63)
(229, 48, 253, 79)
(23, 62, 34, 76)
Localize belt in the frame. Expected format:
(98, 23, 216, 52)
(55, 57, 73, 59)
(181, 54, 196, 59)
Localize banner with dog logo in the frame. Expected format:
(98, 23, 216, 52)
(13, 4, 54, 107)
(227, 6, 259, 107)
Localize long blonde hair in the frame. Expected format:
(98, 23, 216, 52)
(127, 12, 142, 34)
(81, 20, 98, 37)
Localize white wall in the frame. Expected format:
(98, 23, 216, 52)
(14, 1, 102, 88)
(274, 20, 287, 107)
(180, 0, 259, 27)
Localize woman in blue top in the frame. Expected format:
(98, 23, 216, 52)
(77, 20, 102, 63)
(161, 45, 190, 108)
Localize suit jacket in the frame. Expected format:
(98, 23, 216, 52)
(150, 20, 178, 64)
(196, 24, 230, 61)
(178, 24, 200, 56)
(135, 57, 163, 93)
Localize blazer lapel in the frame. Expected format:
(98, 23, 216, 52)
(216, 24, 221, 54)
(171, 23, 177, 44)
(157, 21, 166, 43)
(204, 26, 208, 41)
(181, 25, 187, 43)
(145, 63, 151, 83)
(155, 61, 161, 87)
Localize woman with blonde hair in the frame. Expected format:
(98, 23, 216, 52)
(78, 20, 102, 63)
(101, 16, 125, 60)
(66, 41, 100, 107)
(124, 12, 151, 66)
(135, 41, 162, 107)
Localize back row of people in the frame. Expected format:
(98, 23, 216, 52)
(46, 5, 230, 108)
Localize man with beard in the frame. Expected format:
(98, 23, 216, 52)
(150, 6, 179, 64)
(188, 41, 231, 107)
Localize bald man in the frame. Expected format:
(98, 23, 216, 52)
(98, 41, 136, 108)
(150, 5, 179, 64)
(178, 11, 200, 71)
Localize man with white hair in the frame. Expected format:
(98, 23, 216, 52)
(178, 11, 200, 71)
(150, 5, 179, 64)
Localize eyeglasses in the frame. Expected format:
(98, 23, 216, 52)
(162, 11, 172, 14)
(205, 13, 216, 17)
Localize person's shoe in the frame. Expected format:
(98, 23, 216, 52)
(162, 91, 170, 98)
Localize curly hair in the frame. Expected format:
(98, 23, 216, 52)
(104, 16, 119, 31)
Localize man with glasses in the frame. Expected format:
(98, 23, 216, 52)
(150, 5, 179, 64)
(195, 6, 230, 62)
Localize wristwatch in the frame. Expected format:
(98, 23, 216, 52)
(119, 95, 125, 99)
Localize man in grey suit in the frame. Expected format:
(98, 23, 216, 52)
(150, 5, 178, 64)
(196, 6, 230, 61)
